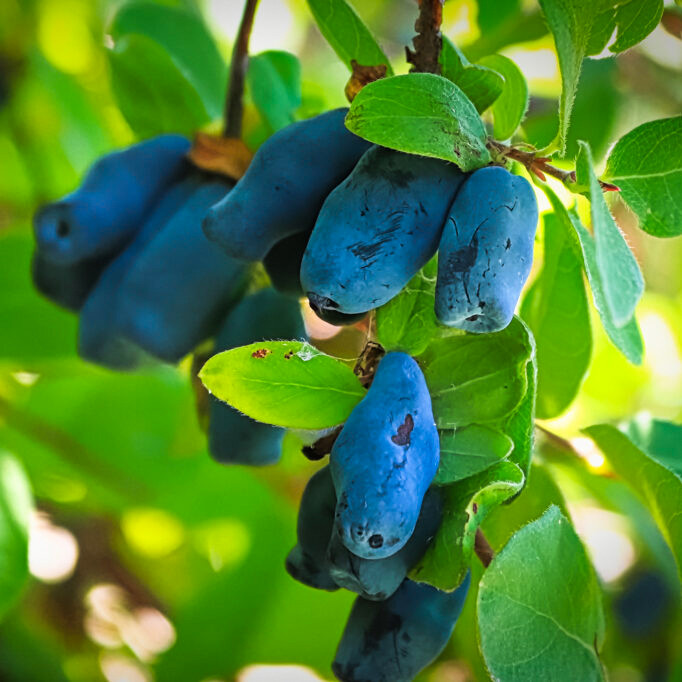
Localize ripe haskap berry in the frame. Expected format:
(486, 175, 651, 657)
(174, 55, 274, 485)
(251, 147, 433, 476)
(209, 287, 305, 466)
(285, 465, 339, 591)
(330, 352, 439, 560)
(34, 135, 190, 265)
(114, 172, 248, 363)
(327, 487, 442, 601)
(203, 108, 371, 262)
(77, 175, 200, 370)
(435, 166, 538, 333)
(300, 146, 465, 316)
(333, 574, 471, 682)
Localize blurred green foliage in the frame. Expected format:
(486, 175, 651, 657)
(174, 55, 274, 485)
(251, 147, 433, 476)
(0, 1, 681, 681)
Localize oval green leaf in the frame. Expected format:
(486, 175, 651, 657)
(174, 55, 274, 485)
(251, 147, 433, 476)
(346, 73, 491, 172)
(199, 341, 366, 430)
(478, 54, 529, 140)
(305, 0, 393, 75)
(108, 34, 210, 138)
(478, 506, 606, 682)
(604, 116, 682, 238)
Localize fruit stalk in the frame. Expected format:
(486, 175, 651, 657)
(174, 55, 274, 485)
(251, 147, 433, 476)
(223, 0, 260, 138)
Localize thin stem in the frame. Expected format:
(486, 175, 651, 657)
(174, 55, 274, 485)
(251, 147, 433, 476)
(475, 529, 494, 568)
(407, 0, 445, 74)
(488, 139, 621, 193)
(223, 0, 260, 138)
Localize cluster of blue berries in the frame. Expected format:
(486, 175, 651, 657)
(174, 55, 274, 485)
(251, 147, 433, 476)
(33, 105, 539, 680)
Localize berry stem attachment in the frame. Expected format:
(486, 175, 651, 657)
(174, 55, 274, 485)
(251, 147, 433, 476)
(487, 139, 621, 193)
(406, 0, 445, 75)
(223, 0, 260, 138)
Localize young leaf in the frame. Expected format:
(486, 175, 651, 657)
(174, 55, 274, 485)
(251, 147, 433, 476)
(625, 417, 682, 476)
(584, 424, 682, 583)
(108, 34, 210, 138)
(435, 425, 514, 485)
(577, 141, 644, 327)
(478, 54, 529, 140)
(478, 506, 605, 682)
(541, 184, 643, 365)
(537, 0, 598, 153)
(345, 73, 491, 172)
(503, 357, 537, 482)
(305, 0, 393, 75)
(411, 461, 525, 591)
(521, 212, 592, 419)
(587, 0, 664, 55)
(247, 51, 302, 133)
(604, 116, 682, 238)
(109, 1, 227, 118)
(0, 453, 33, 621)
(199, 341, 365, 430)
(419, 317, 534, 428)
(375, 257, 439, 357)
(440, 37, 504, 114)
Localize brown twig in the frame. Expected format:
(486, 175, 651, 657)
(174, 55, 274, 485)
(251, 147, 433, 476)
(353, 340, 386, 389)
(475, 529, 494, 568)
(487, 140, 621, 192)
(302, 427, 343, 461)
(223, 0, 260, 138)
(406, 0, 445, 75)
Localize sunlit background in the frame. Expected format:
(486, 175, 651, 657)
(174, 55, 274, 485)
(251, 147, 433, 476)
(1, 0, 681, 680)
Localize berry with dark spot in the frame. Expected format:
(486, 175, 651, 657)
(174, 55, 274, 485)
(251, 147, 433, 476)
(301, 146, 466, 316)
(330, 352, 439, 559)
(435, 166, 538, 333)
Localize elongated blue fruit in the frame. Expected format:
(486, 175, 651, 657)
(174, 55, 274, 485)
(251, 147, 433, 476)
(203, 108, 371, 262)
(328, 487, 442, 601)
(32, 251, 110, 312)
(115, 173, 248, 362)
(78, 176, 199, 369)
(285, 466, 339, 591)
(333, 574, 471, 682)
(209, 287, 305, 465)
(435, 166, 538, 332)
(34, 135, 190, 265)
(301, 147, 466, 316)
(331, 352, 439, 559)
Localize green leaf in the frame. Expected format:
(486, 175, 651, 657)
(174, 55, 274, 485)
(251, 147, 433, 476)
(108, 34, 210, 138)
(305, 0, 393, 75)
(419, 317, 534, 428)
(577, 141, 644, 327)
(503, 357, 537, 482)
(440, 38, 504, 114)
(626, 416, 682, 477)
(478, 506, 605, 682)
(538, 0, 598, 153)
(476, 0, 522, 34)
(521, 213, 592, 419)
(411, 461, 524, 591)
(0, 453, 33, 621)
(541, 184, 643, 365)
(584, 424, 682, 584)
(435, 425, 514, 485)
(478, 54, 529, 140)
(604, 116, 682, 238)
(587, 0, 664, 55)
(345, 74, 491, 172)
(247, 51, 302, 133)
(199, 341, 365, 430)
(109, 1, 227, 118)
(375, 257, 439, 357)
